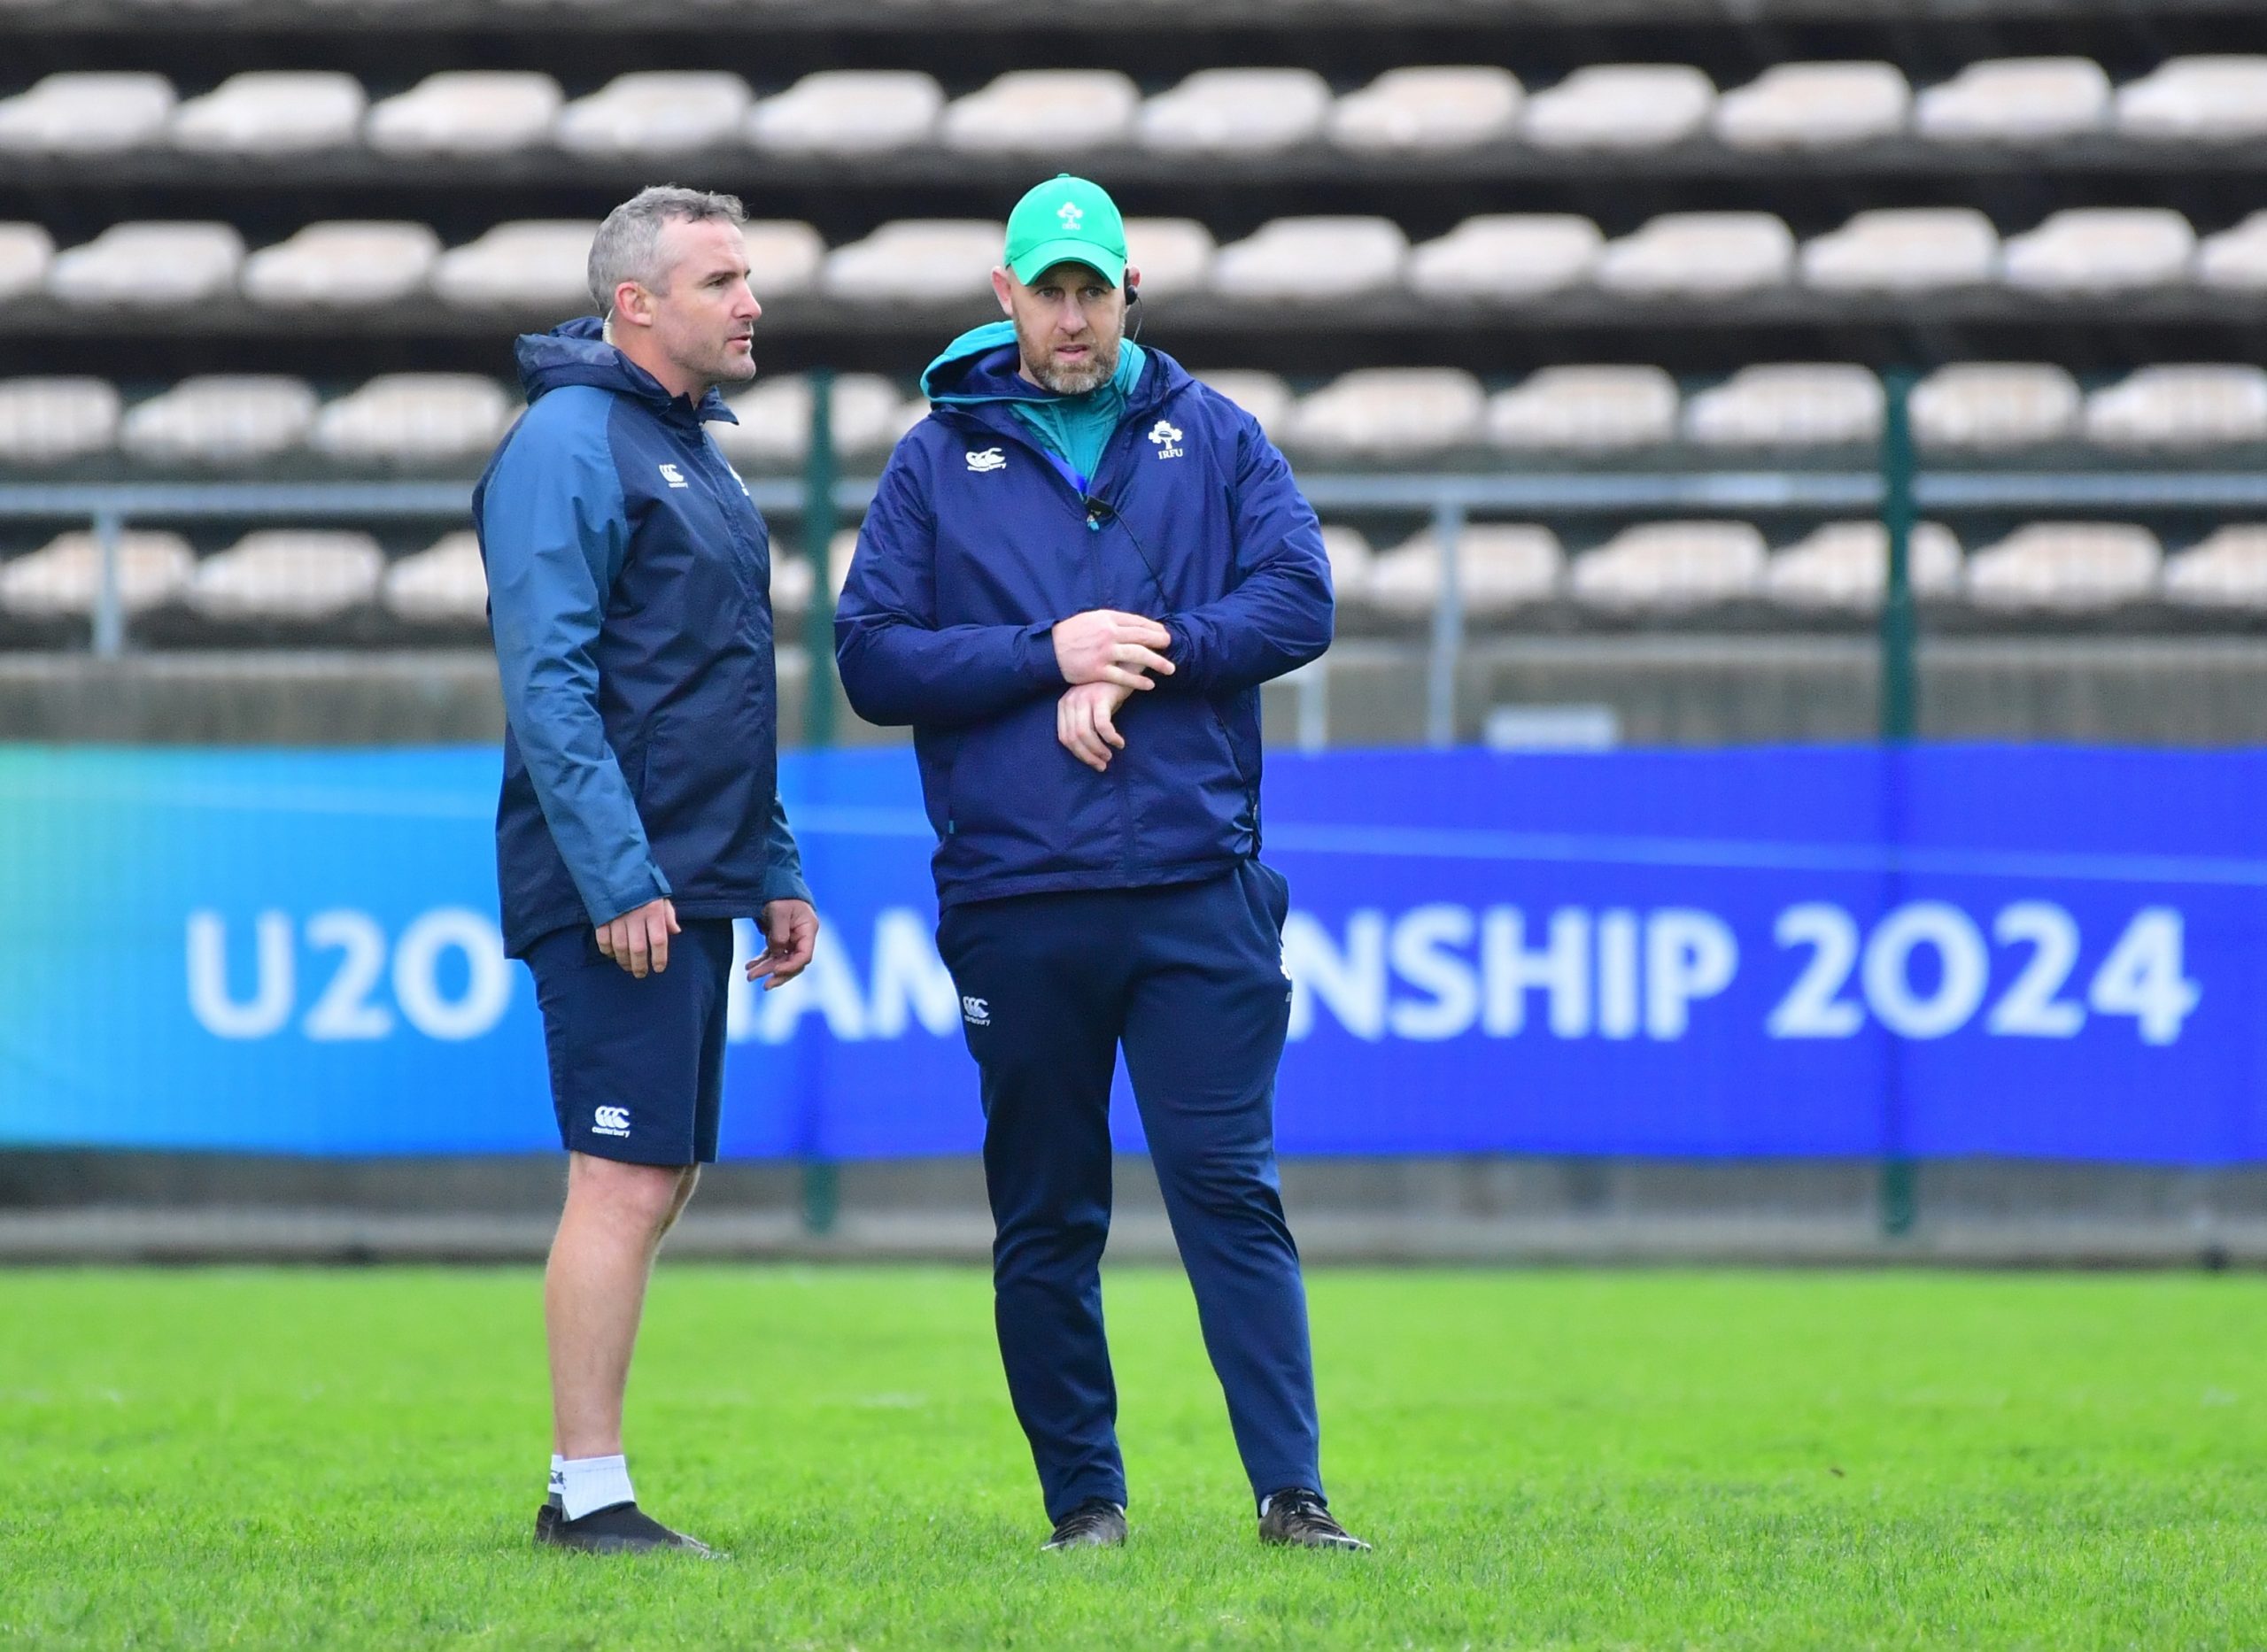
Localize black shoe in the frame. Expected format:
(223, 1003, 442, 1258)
(1041, 1499, 1127, 1551)
(1258, 1488, 1371, 1552)
(533, 1500, 721, 1557)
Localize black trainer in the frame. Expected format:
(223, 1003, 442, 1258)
(1041, 1499, 1127, 1551)
(1258, 1489, 1371, 1552)
(533, 1499, 721, 1557)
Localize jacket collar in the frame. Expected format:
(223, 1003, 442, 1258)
(512, 315, 739, 427)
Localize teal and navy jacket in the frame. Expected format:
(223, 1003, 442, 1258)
(473, 316, 808, 957)
(835, 326, 1334, 907)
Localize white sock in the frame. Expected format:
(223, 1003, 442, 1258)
(559, 1454, 636, 1521)
(547, 1454, 565, 1503)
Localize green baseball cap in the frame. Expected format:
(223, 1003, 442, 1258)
(1004, 174, 1126, 287)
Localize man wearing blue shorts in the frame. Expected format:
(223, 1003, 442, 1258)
(474, 186, 819, 1556)
(837, 175, 1367, 1554)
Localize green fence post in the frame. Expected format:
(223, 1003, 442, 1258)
(800, 370, 838, 1236)
(1878, 368, 1917, 1239)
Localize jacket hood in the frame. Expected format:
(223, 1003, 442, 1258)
(513, 315, 737, 424)
(921, 320, 1184, 415)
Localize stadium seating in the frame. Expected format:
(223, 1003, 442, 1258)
(186, 530, 386, 621)
(242, 222, 442, 309)
(429, 220, 598, 311)
(1366, 524, 1564, 621)
(556, 73, 753, 153)
(2000, 209, 2195, 294)
(820, 220, 1001, 302)
(0, 378, 120, 465)
(2197, 212, 2267, 291)
(310, 375, 516, 466)
(1910, 363, 2082, 449)
(381, 531, 487, 624)
(748, 72, 945, 155)
(943, 71, 1140, 151)
(0, 225, 51, 301)
(1798, 209, 1999, 293)
(1963, 522, 2162, 610)
(1316, 526, 1376, 604)
(1122, 219, 1215, 298)
(1328, 66, 1523, 152)
(1198, 371, 1293, 434)
(1914, 58, 2112, 144)
(1596, 213, 1794, 297)
(366, 72, 564, 157)
(1486, 367, 1680, 452)
(1571, 522, 1769, 610)
(1407, 216, 1601, 300)
(1712, 62, 1910, 151)
(0, 529, 196, 618)
(2114, 56, 2267, 143)
(0, 73, 175, 153)
(712, 374, 916, 465)
(1761, 521, 1963, 609)
(1521, 65, 1715, 151)
(2162, 526, 2267, 609)
(1211, 217, 1407, 300)
(1137, 68, 1332, 154)
(120, 376, 318, 465)
(1283, 369, 1486, 459)
(170, 72, 367, 155)
(2081, 366, 2267, 449)
(1683, 364, 1884, 448)
(49, 222, 244, 308)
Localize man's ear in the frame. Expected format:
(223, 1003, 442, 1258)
(1124, 265, 1141, 304)
(989, 266, 1017, 317)
(611, 280, 653, 329)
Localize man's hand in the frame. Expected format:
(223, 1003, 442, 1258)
(1051, 609, 1174, 691)
(746, 898, 820, 992)
(597, 897, 677, 978)
(1058, 680, 1137, 772)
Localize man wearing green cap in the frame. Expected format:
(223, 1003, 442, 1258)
(837, 175, 1366, 1555)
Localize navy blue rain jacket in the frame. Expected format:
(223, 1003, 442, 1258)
(473, 316, 809, 957)
(835, 331, 1334, 907)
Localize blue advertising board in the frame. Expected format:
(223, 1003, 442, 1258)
(3, 743, 2261, 1162)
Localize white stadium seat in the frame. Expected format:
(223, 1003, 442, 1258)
(1570, 521, 1768, 610)
(1318, 526, 1376, 605)
(242, 222, 442, 309)
(0, 224, 52, 301)
(1329, 66, 1522, 152)
(1139, 68, 1333, 154)
(1197, 371, 1293, 434)
(2197, 212, 2267, 292)
(820, 220, 1002, 303)
(2116, 56, 2267, 143)
(1915, 58, 2111, 144)
(711, 374, 912, 465)
(1799, 208, 2000, 292)
(2000, 209, 2195, 295)
(770, 547, 816, 620)
(1, 529, 195, 618)
(1285, 369, 1486, 459)
(1762, 521, 1963, 610)
(170, 72, 366, 155)
(1910, 363, 2082, 450)
(556, 73, 752, 153)
(121, 376, 316, 464)
(2082, 365, 2267, 449)
(312, 374, 516, 465)
(942, 71, 1140, 152)
(1121, 218, 1215, 299)
(0, 73, 175, 154)
(2163, 526, 2267, 609)
(1408, 216, 1601, 301)
(1964, 522, 2161, 611)
(48, 222, 244, 308)
(1595, 212, 1794, 297)
(1713, 62, 1909, 151)
(383, 531, 489, 624)
(367, 72, 563, 157)
(0, 378, 121, 465)
(430, 220, 600, 312)
(1521, 65, 1715, 151)
(1211, 217, 1407, 300)
(188, 530, 386, 621)
(1683, 364, 1884, 448)
(1367, 523, 1564, 621)
(741, 220, 826, 299)
(1486, 366, 1681, 452)
(747, 71, 944, 156)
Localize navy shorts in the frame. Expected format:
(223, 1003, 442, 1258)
(522, 917, 736, 1166)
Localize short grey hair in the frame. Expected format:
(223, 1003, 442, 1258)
(587, 185, 747, 312)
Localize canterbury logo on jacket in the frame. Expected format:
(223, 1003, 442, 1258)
(835, 328, 1334, 907)
(472, 316, 809, 958)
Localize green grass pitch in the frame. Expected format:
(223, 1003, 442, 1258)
(6, 1264, 2266, 1649)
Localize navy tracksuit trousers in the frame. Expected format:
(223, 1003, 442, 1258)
(935, 859, 1325, 1522)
